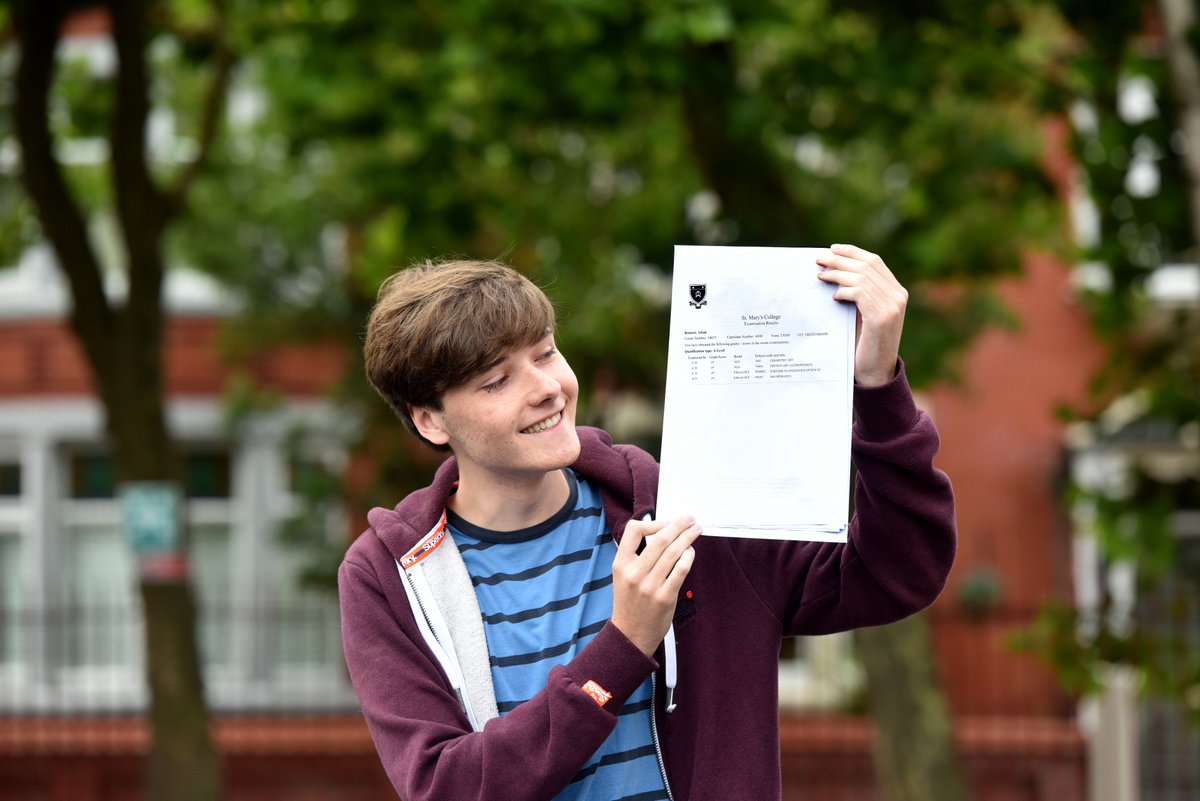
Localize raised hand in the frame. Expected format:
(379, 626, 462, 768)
(816, 244, 908, 388)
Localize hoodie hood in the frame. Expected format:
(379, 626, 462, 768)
(365, 426, 659, 565)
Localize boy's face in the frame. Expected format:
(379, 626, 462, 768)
(412, 335, 580, 488)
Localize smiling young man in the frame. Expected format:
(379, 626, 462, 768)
(339, 248, 956, 801)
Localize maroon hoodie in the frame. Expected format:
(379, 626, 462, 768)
(338, 363, 956, 800)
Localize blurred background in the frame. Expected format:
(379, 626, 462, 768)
(0, 1, 1197, 800)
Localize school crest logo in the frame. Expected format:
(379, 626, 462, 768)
(689, 284, 707, 309)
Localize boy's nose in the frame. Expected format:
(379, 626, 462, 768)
(527, 367, 561, 402)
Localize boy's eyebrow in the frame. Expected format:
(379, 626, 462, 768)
(472, 334, 555, 381)
(474, 354, 509, 378)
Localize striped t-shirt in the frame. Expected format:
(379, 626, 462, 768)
(448, 469, 668, 801)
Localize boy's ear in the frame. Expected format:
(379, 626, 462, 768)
(409, 405, 451, 447)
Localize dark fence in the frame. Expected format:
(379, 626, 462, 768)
(0, 598, 1194, 800)
(0, 597, 392, 801)
(0, 597, 354, 714)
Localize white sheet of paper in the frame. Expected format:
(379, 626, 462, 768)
(656, 246, 856, 542)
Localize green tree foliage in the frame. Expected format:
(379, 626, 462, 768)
(1014, 0, 1200, 725)
(181, 0, 1063, 394)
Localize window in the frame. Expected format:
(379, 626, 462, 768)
(60, 448, 237, 672)
(0, 534, 21, 665)
(778, 633, 863, 712)
(0, 405, 353, 713)
(69, 452, 114, 498)
(191, 522, 233, 670)
(0, 457, 24, 670)
(185, 450, 231, 499)
(62, 451, 137, 674)
(67, 451, 233, 499)
(268, 450, 347, 689)
(0, 463, 19, 497)
(1138, 514, 1200, 800)
(64, 521, 136, 668)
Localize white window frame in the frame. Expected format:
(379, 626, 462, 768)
(0, 437, 28, 679)
(778, 633, 863, 712)
(0, 398, 357, 713)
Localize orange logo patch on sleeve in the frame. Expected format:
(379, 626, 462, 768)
(582, 679, 613, 708)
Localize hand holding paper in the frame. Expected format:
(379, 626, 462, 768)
(611, 515, 702, 657)
(815, 243, 908, 388)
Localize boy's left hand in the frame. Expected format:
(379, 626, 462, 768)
(816, 244, 908, 388)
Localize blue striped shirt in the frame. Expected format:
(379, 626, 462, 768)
(449, 469, 667, 801)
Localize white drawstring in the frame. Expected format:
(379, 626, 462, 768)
(641, 514, 679, 713)
(663, 624, 678, 713)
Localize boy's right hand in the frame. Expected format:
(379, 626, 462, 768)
(610, 515, 701, 657)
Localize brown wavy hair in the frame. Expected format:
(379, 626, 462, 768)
(364, 259, 556, 451)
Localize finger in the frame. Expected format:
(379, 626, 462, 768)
(825, 282, 876, 310)
(655, 515, 693, 541)
(818, 271, 882, 309)
(815, 255, 867, 276)
(818, 260, 905, 312)
(645, 519, 702, 585)
(662, 546, 697, 595)
(816, 257, 881, 289)
(638, 515, 694, 561)
(819, 245, 897, 280)
(816, 268, 864, 289)
(830, 243, 890, 275)
(817, 259, 888, 294)
(616, 517, 665, 561)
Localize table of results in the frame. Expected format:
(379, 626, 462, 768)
(681, 327, 832, 385)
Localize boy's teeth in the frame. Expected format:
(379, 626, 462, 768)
(523, 412, 561, 434)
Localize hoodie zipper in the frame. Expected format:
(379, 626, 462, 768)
(650, 672, 675, 801)
(408, 573, 443, 650)
(401, 564, 475, 727)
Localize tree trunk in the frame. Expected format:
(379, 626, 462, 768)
(13, 2, 221, 798)
(109, 365, 221, 801)
(141, 581, 220, 801)
(678, 40, 809, 245)
(857, 615, 969, 801)
(1159, 0, 1200, 255)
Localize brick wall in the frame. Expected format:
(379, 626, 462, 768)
(0, 714, 1084, 801)
(0, 716, 395, 801)
(0, 317, 346, 400)
(779, 715, 1086, 801)
(925, 248, 1109, 717)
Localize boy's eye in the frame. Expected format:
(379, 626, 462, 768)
(482, 376, 507, 392)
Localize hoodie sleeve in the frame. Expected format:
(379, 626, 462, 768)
(338, 539, 658, 801)
(727, 360, 956, 634)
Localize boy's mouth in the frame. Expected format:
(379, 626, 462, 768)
(521, 411, 562, 434)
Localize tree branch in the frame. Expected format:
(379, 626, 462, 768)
(165, 0, 234, 214)
(678, 40, 805, 245)
(13, 1, 116, 372)
(1159, 0, 1200, 256)
(108, 0, 168, 238)
(107, 0, 168, 342)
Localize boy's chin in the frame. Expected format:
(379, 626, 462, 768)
(552, 428, 582, 467)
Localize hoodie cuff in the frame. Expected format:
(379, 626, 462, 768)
(853, 358, 921, 443)
(565, 622, 658, 716)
